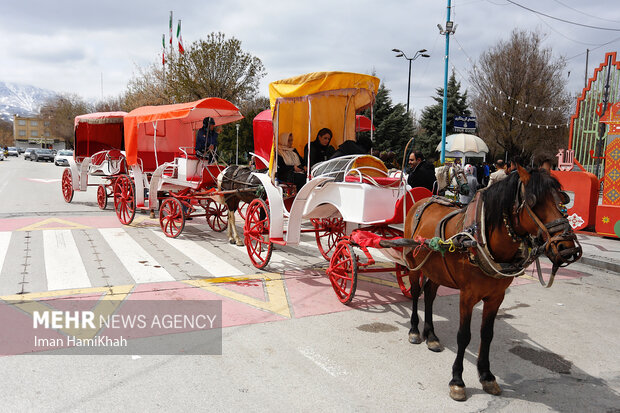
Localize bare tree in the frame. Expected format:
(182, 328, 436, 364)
(469, 29, 571, 164)
(122, 32, 266, 109)
(0, 119, 13, 147)
(39, 94, 92, 148)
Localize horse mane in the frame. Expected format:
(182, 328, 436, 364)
(482, 168, 562, 231)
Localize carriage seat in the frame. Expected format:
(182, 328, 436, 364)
(344, 175, 401, 187)
(381, 187, 433, 225)
(88, 149, 126, 175)
(344, 155, 401, 187)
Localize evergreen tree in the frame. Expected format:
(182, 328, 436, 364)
(417, 71, 471, 160)
(360, 83, 414, 166)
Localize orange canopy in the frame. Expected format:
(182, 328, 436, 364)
(124, 98, 243, 167)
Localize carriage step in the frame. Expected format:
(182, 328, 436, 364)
(270, 238, 286, 246)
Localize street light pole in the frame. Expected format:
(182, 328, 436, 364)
(235, 123, 240, 165)
(392, 48, 430, 115)
(438, 0, 457, 164)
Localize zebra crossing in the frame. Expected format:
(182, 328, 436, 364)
(0, 223, 358, 296)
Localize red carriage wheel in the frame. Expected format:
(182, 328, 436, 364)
(312, 217, 346, 261)
(243, 198, 272, 269)
(96, 184, 107, 210)
(113, 175, 136, 225)
(61, 168, 74, 203)
(238, 201, 248, 220)
(327, 240, 358, 304)
(160, 197, 185, 238)
(205, 199, 228, 232)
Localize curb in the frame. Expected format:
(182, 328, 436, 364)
(578, 256, 620, 274)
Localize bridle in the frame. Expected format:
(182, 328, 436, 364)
(507, 180, 582, 286)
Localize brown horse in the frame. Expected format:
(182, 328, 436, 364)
(403, 165, 581, 401)
(216, 165, 265, 245)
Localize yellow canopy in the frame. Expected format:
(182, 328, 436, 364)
(268, 71, 380, 165)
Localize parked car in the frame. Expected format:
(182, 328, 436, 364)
(54, 150, 73, 166)
(31, 149, 54, 162)
(7, 147, 19, 156)
(18, 147, 25, 154)
(24, 148, 38, 160)
(0, 151, 4, 161)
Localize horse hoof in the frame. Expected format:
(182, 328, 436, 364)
(229, 239, 235, 245)
(408, 332, 423, 344)
(481, 380, 502, 395)
(236, 240, 244, 246)
(449, 385, 467, 401)
(427, 340, 444, 352)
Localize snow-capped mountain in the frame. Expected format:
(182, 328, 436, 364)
(0, 82, 58, 122)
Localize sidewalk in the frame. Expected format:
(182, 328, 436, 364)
(575, 231, 620, 273)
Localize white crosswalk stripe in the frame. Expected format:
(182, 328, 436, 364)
(0, 231, 11, 274)
(98, 228, 175, 283)
(43, 230, 91, 291)
(152, 231, 243, 277)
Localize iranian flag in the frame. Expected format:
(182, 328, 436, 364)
(169, 11, 173, 45)
(162, 34, 166, 65)
(177, 20, 185, 54)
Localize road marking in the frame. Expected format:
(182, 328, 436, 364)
(99, 228, 175, 283)
(152, 231, 243, 276)
(298, 347, 349, 377)
(18, 218, 91, 232)
(23, 178, 61, 183)
(0, 232, 11, 273)
(184, 272, 291, 318)
(43, 230, 91, 291)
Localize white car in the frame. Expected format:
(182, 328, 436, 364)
(7, 147, 19, 156)
(24, 148, 38, 160)
(54, 150, 73, 166)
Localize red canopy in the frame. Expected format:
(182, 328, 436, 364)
(124, 98, 243, 168)
(355, 115, 375, 132)
(252, 109, 273, 169)
(74, 111, 127, 158)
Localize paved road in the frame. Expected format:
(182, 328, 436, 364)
(0, 156, 619, 412)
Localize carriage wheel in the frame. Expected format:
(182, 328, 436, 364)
(205, 199, 228, 232)
(327, 241, 358, 304)
(160, 197, 185, 238)
(61, 168, 74, 203)
(238, 201, 248, 220)
(312, 217, 346, 261)
(96, 184, 108, 210)
(113, 175, 136, 225)
(244, 198, 272, 269)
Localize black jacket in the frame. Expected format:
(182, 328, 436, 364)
(407, 160, 437, 193)
(304, 138, 335, 170)
(330, 140, 366, 159)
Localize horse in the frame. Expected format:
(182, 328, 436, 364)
(435, 165, 469, 196)
(216, 165, 264, 246)
(402, 165, 582, 401)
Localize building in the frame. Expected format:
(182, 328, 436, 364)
(12, 115, 63, 150)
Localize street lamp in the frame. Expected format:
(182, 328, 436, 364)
(392, 48, 430, 114)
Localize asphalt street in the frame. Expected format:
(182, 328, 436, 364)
(0, 156, 618, 412)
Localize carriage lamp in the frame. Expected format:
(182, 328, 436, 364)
(392, 48, 430, 114)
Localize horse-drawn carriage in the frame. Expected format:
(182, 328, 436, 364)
(112, 98, 243, 237)
(61, 111, 127, 208)
(235, 73, 431, 296)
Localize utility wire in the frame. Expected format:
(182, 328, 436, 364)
(505, 0, 620, 31)
(551, 0, 620, 24)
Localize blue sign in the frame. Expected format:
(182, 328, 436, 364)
(454, 116, 477, 133)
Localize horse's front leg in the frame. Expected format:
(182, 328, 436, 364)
(449, 293, 477, 401)
(408, 270, 423, 344)
(422, 280, 443, 352)
(478, 294, 505, 396)
(229, 210, 244, 246)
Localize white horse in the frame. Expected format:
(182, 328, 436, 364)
(435, 165, 469, 196)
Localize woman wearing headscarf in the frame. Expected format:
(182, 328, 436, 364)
(276, 132, 305, 191)
(303, 128, 336, 173)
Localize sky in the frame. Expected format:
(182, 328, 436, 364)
(1, 0, 619, 117)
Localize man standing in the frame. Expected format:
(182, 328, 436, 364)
(487, 159, 507, 187)
(407, 151, 437, 193)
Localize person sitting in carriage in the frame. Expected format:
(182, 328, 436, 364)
(195, 117, 218, 161)
(304, 128, 336, 172)
(407, 151, 437, 193)
(276, 132, 306, 191)
(329, 135, 372, 159)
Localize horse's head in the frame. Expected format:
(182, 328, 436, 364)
(484, 166, 581, 273)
